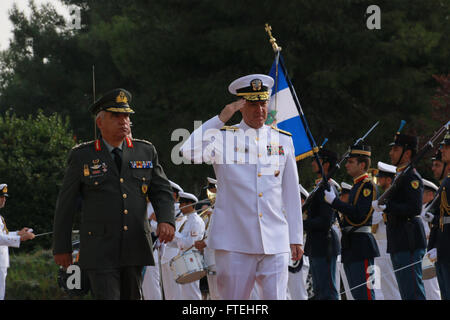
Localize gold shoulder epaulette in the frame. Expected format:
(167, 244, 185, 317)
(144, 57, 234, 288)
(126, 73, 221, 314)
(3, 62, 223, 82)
(271, 126, 292, 136)
(220, 126, 239, 131)
(133, 138, 153, 145)
(72, 140, 94, 150)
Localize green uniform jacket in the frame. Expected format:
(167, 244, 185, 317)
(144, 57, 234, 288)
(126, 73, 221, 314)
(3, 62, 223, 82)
(52, 138, 175, 269)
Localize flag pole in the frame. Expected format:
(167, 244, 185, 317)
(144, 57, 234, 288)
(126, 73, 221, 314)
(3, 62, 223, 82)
(264, 24, 328, 186)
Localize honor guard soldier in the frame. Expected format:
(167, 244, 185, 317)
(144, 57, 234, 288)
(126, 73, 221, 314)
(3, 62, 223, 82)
(175, 192, 205, 300)
(371, 162, 401, 300)
(52, 88, 175, 300)
(324, 145, 380, 300)
(303, 149, 341, 300)
(431, 149, 448, 183)
(0, 184, 35, 300)
(180, 74, 303, 300)
(427, 131, 450, 299)
(372, 130, 426, 300)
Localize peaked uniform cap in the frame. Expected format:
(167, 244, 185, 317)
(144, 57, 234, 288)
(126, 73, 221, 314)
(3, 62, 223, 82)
(178, 192, 198, 203)
(169, 180, 183, 193)
(347, 145, 371, 158)
(228, 74, 274, 101)
(89, 88, 135, 115)
(389, 133, 418, 151)
(422, 178, 438, 192)
(376, 161, 397, 177)
(0, 184, 8, 197)
(440, 131, 450, 146)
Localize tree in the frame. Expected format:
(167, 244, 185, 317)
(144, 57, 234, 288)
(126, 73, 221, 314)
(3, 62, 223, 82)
(0, 110, 75, 249)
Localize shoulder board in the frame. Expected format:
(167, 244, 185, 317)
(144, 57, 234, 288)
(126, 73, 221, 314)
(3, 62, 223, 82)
(71, 140, 94, 150)
(271, 126, 292, 136)
(132, 138, 153, 146)
(220, 126, 239, 131)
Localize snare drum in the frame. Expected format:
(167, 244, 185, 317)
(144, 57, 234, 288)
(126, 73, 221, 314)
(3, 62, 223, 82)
(422, 254, 436, 280)
(170, 250, 207, 284)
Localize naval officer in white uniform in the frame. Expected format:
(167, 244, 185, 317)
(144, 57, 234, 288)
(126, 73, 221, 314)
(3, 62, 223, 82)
(0, 184, 35, 300)
(180, 74, 303, 300)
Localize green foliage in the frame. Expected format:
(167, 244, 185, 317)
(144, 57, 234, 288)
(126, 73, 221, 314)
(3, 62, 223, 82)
(0, 110, 75, 249)
(5, 247, 92, 299)
(0, 0, 449, 191)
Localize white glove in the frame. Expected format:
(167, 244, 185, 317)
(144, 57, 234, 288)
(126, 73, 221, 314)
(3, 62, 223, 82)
(421, 210, 434, 223)
(372, 200, 386, 212)
(324, 189, 336, 205)
(427, 248, 437, 262)
(372, 210, 384, 225)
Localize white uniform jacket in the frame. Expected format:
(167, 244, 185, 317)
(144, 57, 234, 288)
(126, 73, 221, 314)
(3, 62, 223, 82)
(175, 212, 205, 252)
(0, 216, 20, 268)
(180, 115, 303, 254)
(160, 211, 187, 264)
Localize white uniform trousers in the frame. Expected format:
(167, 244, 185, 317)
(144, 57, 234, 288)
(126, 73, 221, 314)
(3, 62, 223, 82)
(179, 280, 202, 300)
(215, 250, 289, 300)
(161, 262, 182, 300)
(206, 273, 221, 300)
(424, 277, 441, 300)
(142, 250, 162, 300)
(0, 267, 6, 300)
(287, 256, 309, 300)
(374, 240, 401, 300)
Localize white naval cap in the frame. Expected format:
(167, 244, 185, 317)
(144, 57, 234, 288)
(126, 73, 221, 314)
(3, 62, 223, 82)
(0, 183, 8, 197)
(228, 74, 274, 101)
(169, 180, 183, 193)
(178, 191, 198, 203)
(341, 182, 352, 192)
(376, 161, 396, 176)
(422, 178, 438, 192)
(299, 184, 309, 199)
(207, 177, 217, 185)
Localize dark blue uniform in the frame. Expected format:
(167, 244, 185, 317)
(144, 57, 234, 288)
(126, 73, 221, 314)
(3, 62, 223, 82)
(303, 181, 341, 300)
(331, 174, 379, 300)
(428, 174, 450, 299)
(384, 166, 426, 300)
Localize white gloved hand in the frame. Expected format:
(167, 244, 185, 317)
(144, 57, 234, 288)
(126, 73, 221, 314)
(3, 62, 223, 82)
(372, 210, 384, 225)
(421, 210, 434, 223)
(372, 200, 386, 212)
(324, 189, 336, 205)
(427, 248, 437, 262)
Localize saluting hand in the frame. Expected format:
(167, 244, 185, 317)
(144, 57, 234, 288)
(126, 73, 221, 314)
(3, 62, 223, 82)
(157, 222, 175, 243)
(218, 99, 246, 123)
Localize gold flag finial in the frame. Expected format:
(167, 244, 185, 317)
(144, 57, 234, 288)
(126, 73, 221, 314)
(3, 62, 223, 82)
(265, 23, 282, 53)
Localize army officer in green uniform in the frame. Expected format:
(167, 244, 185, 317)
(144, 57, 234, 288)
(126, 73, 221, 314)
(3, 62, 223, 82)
(52, 88, 175, 300)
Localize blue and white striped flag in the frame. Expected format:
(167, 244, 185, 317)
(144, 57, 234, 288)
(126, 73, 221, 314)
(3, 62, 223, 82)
(266, 58, 318, 161)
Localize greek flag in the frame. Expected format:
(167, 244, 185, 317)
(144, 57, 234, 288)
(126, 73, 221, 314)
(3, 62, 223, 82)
(266, 56, 318, 161)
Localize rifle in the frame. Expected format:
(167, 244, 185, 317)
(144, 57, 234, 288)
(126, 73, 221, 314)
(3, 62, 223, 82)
(302, 121, 379, 212)
(378, 120, 450, 206)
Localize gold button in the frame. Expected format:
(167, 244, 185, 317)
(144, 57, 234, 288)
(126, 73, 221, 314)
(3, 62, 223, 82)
(88, 231, 92, 235)
(259, 192, 263, 197)
(94, 181, 98, 185)
(259, 213, 263, 217)
(258, 173, 262, 177)
(120, 178, 124, 183)
(255, 137, 259, 141)
(258, 153, 262, 158)
(142, 177, 146, 181)
(124, 209, 128, 215)
(123, 193, 127, 199)
(123, 226, 128, 231)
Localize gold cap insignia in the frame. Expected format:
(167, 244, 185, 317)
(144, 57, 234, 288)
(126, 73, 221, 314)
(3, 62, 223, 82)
(251, 79, 262, 91)
(116, 91, 128, 104)
(2, 187, 7, 193)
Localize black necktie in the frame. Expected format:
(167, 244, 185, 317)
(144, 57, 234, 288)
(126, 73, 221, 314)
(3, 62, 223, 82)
(112, 148, 122, 173)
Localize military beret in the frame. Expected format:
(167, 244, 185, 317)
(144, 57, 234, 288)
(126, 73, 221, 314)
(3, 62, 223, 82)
(178, 192, 198, 203)
(0, 184, 8, 197)
(89, 88, 135, 115)
(228, 74, 274, 101)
